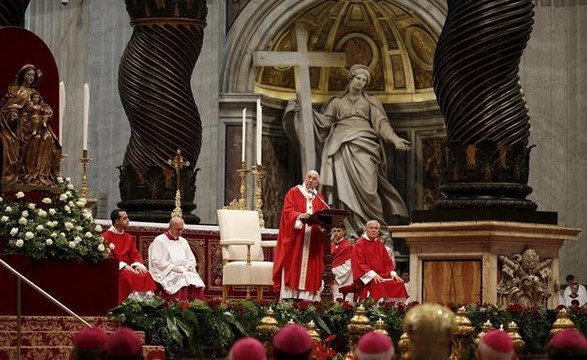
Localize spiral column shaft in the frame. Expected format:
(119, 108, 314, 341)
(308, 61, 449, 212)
(118, 0, 207, 223)
(432, 0, 537, 210)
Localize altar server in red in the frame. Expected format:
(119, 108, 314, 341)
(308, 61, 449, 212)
(272, 170, 329, 301)
(331, 225, 353, 301)
(102, 209, 157, 303)
(351, 220, 408, 302)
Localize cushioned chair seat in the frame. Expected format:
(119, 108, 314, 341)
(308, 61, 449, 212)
(222, 261, 274, 285)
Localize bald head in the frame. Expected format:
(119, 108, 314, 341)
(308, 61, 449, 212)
(169, 217, 185, 238)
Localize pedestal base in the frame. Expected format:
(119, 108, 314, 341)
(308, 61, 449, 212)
(392, 220, 580, 307)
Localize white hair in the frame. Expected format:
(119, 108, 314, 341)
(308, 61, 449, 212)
(477, 341, 514, 360)
(366, 220, 380, 228)
(305, 170, 319, 178)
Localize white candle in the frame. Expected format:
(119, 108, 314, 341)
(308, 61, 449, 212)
(256, 98, 262, 165)
(59, 81, 65, 144)
(82, 83, 89, 151)
(241, 108, 246, 163)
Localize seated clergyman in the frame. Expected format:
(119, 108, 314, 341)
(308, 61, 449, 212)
(350, 220, 408, 302)
(148, 216, 205, 300)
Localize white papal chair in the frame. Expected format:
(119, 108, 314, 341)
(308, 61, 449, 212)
(217, 209, 277, 302)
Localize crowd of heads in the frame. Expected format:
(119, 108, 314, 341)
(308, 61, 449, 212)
(72, 326, 144, 360)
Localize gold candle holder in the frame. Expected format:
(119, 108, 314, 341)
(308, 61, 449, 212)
(225, 163, 251, 210)
(550, 307, 575, 335)
(79, 149, 96, 208)
(345, 305, 372, 360)
(252, 164, 265, 228)
(256, 307, 280, 354)
(474, 320, 493, 347)
(374, 317, 389, 337)
(507, 321, 525, 359)
(398, 331, 410, 360)
(306, 320, 321, 343)
(237, 162, 249, 209)
(449, 307, 473, 360)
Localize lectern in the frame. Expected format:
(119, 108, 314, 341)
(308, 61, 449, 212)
(303, 209, 350, 303)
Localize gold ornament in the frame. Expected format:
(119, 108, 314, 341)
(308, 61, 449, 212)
(398, 331, 410, 360)
(344, 304, 372, 360)
(256, 306, 280, 347)
(474, 320, 493, 347)
(449, 307, 474, 360)
(306, 320, 321, 343)
(551, 307, 576, 335)
(506, 321, 526, 357)
(374, 317, 389, 337)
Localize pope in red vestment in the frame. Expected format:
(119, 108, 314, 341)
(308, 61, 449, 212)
(102, 209, 157, 303)
(351, 220, 408, 302)
(272, 170, 329, 300)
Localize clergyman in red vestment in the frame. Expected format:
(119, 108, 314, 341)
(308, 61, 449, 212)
(351, 220, 408, 302)
(102, 209, 156, 303)
(272, 170, 329, 301)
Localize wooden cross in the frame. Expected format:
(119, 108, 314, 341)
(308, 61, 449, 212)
(253, 22, 347, 172)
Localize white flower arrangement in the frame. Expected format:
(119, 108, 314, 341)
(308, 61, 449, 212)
(1, 177, 108, 263)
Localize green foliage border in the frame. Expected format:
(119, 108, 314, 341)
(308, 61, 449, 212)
(109, 297, 587, 360)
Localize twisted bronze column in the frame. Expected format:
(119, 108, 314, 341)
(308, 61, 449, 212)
(117, 0, 207, 223)
(0, 0, 29, 28)
(433, 0, 537, 210)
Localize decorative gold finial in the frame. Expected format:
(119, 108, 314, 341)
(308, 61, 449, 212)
(306, 320, 321, 343)
(167, 149, 190, 218)
(506, 321, 525, 357)
(398, 331, 410, 360)
(475, 320, 494, 347)
(256, 306, 280, 349)
(345, 304, 372, 360)
(374, 318, 389, 337)
(551, 307, 576, 335)
(449, 307, 474, 360)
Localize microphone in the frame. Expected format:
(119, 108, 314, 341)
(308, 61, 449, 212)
(310, 189, 331, 209)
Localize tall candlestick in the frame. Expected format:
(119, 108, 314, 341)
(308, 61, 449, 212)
(256, 99, 262, 165)
(82, 83, 89, 151)
(241, 108, 246, 163)
(59, 81, 65, 144)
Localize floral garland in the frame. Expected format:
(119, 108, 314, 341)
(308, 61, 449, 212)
(0, 176, 110, 263)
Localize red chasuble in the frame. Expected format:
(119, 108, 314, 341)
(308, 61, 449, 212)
(102, 230, 157, 303)
(331, 238, 352, 268)
(272, 186, 328, 293)
(351, 236, 408, 301)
